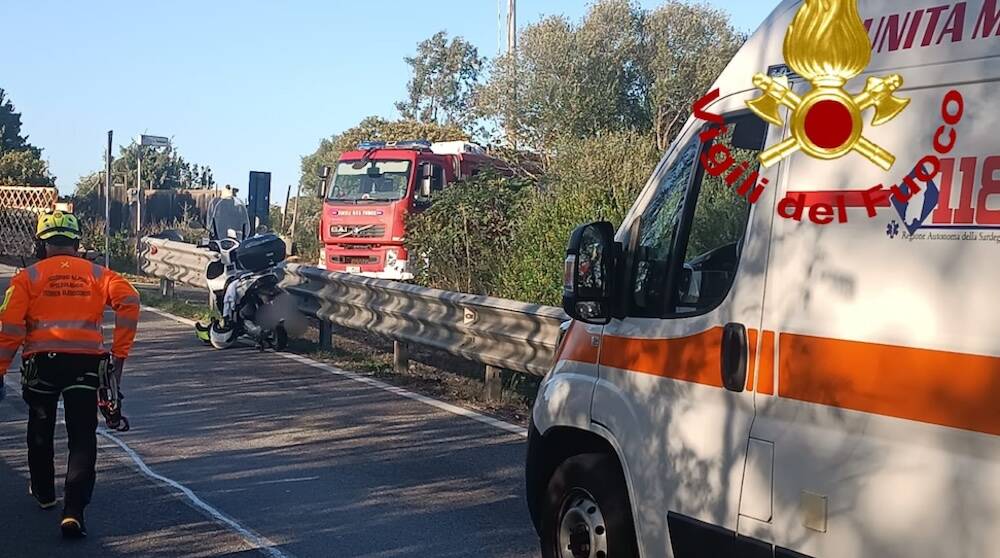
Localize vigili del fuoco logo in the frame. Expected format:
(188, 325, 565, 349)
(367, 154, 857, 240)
(691, 0, 970, 226)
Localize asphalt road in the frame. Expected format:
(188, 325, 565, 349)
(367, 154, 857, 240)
(0, 266, 538, 557)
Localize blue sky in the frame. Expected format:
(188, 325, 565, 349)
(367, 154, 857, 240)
(3, 1, 778, 197)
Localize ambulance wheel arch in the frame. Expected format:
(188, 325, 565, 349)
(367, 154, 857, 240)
(526, 422, 642, 557)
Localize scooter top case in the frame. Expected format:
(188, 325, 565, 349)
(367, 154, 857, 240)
(235, 233, 286, 272)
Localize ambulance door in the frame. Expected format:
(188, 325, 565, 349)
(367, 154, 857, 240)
(591, 92, 778, 557)
(745, 44, 1000, 558)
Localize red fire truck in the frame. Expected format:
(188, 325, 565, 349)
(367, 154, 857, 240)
(316, 140, 495, 280)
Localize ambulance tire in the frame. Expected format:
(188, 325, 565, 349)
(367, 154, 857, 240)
(540, 452, 638, 558)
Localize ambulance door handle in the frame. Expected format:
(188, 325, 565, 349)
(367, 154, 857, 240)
(721, 322, 748, 392)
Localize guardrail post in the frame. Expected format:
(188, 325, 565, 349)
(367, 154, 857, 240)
(159, 278, 175, 299)
(393, 341, 409, 373)
(318, 320, 334, 351)
(484, 365, 503, 402)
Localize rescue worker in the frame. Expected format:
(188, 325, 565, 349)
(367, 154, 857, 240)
(0, 210, 140, 538)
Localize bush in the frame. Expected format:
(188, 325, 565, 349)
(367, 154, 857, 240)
(498, 131, 660, 306)
(272, 196, 322, 264)
(79, 219, 137, 271)
(406, 171, 531, 294)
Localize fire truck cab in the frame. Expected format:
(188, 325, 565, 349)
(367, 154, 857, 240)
(317, 140, 492, 280)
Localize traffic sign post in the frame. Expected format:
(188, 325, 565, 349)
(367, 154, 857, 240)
(134, 134, 170, 272)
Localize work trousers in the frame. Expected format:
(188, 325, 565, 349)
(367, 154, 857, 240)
(21, 352, 102, 516)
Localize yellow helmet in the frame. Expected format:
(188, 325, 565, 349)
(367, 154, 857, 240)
(36, 210, 82, 241)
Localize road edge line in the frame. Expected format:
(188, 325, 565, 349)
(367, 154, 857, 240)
(98, 428, 292, 558)
(4, 374, 289, 558)
(142, 306, 528, 438)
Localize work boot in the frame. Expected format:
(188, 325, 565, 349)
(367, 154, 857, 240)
(28, 483, 58, 510)
(60, 513, 87, 538)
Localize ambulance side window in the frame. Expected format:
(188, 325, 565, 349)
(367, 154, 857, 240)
(630, 142, 698, 317)
(675, 119, 760, 314)
(628, 112, 765, 318)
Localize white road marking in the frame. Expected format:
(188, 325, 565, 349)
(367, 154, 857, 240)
(249, 475, 320, 486)
(142, 306, 529, 438)
(2, 375, 290, 558)
(145, 306, 198, 326)
(98, 429, 292, 558)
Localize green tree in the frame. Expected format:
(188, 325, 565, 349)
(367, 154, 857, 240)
(644, 2, 745, 150)
(499, 130, 660, 305)
(396, 31, 484, 128)
(0, 149, 53, 186)
(476, 0, 744, 154)
(0, 88, 54, 186)
(298, 116, 468, 196)
(406, 170, 530, 295)
(73, 141, 215, 196)
(476, 0, 648, 153)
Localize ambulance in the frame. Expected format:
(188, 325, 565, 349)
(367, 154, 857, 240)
(526, 1, 1000, 557)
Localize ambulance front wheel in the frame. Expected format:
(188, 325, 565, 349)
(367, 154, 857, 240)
(540, 453, 638, 558)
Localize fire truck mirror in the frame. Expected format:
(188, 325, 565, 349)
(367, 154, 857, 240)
(419, 163, 434, 198)
(316, 166, 331, 199)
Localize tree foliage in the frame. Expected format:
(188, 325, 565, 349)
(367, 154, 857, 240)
(498, 131, 660, 305)
(407, 171, 530, 295)
(396, 31, 483, 128)
(0, 88, 53, 186)
(476, 0, 744, 153)
(74, 142, 214, 196)
(298, 116, 468, 195)
(644, 2, 745, 149)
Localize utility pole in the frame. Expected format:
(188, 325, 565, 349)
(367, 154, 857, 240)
(282, 184, 291, 233)
(507, 0, 518, 149)
(105, 131, 113, 269)
(507, 0, 516, 55)
(498, 0, 503, 56)
(290, 181, 301, 241)
(135, 144, 143, 237)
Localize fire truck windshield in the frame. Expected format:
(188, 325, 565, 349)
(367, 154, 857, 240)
(327, 160, 412, 203)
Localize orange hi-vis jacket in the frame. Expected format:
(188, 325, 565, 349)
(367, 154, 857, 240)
(0, 256, 140, 375)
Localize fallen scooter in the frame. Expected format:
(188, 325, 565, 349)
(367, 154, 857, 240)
(194, 233, 293, 351)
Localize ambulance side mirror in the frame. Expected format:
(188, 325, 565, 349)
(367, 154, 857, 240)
(563, 221, 619, 325)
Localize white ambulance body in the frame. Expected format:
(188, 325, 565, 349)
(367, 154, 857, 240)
(526, 1, 1000, 557)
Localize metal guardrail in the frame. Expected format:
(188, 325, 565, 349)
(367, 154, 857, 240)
(138, 237, 218, 289)
(280, 263, 567, 376)
(139, 238, 568, 378)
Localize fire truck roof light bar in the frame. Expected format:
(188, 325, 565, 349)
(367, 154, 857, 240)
(357, 140, 433, 151)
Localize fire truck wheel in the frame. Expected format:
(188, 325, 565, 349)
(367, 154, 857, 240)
(540, 453, 638, 558)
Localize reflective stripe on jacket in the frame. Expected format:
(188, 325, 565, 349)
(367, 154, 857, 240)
(0, 256, 140, 374)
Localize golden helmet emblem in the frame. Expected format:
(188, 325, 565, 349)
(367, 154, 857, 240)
(746, 0, 910, 170)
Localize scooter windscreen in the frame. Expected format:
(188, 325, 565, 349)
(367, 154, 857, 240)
(207, 196, 251, 241)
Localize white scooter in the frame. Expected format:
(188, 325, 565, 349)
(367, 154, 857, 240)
(194, 190, 294, 350)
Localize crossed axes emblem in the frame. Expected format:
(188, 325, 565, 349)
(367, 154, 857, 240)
(746, 0, 911, 171)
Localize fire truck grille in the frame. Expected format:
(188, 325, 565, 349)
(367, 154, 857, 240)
(330, 255, 379, 265)
(330, 224, 386, 238)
